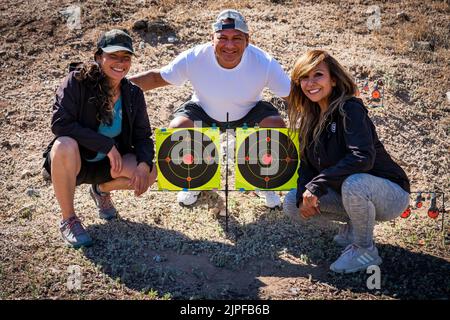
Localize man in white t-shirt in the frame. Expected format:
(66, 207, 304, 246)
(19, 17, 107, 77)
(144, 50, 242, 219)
(131, 9, 291, 208)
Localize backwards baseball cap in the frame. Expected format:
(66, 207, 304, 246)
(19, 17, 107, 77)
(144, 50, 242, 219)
(212, 9, 249, 34)
(97, 29, 134, 54)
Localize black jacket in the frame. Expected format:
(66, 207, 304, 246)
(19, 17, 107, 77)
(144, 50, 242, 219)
(44, 71, 154, 170)
(296, 97, 410, 206)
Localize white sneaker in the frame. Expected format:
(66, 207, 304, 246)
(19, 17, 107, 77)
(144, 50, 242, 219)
(330, 244, 382, 274)
(255, 190, 282, 209)
(333, 221, 354, 247)
(177, 191, 201, 206)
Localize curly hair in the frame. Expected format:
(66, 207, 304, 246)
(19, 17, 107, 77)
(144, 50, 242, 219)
(74, 49, 115, 125)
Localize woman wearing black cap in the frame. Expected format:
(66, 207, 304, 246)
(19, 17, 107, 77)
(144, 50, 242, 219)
(43, 29, 156, 248)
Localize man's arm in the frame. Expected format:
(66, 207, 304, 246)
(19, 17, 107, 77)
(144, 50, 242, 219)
(129, 69, 170, 91)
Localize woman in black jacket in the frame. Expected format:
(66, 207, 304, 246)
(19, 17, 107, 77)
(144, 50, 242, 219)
(43, 29, 156, 248)
(283, 50, 410, 273)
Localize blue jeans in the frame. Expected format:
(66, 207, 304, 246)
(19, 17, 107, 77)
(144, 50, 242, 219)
(283, 173, 410, 248)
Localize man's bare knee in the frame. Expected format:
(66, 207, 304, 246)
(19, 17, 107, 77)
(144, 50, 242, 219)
(169, 116, 195, 128)
(259, 116, 286, 128)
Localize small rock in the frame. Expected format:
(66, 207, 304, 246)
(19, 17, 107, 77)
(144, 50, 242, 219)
(139, 41, 145, 50)
(210, 207, 220, 216)
(219, 209, 227, 217)
(289, 287, 300, 295)
(1, 140, 12, 150)
(412, 41, 434, 52)
(133, 20, 148, 31)
(51, 69, 62, 77)
(446, 91, 450, 103)
(21, 170, 33, 179)
(167, 36, 177, 43)
(396, 12, 409, 22)
(26, 187, 40, 197)
(19, 204, 35, 219)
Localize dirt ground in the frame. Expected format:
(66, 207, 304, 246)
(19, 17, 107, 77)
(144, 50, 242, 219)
(0, 0, 449, 300)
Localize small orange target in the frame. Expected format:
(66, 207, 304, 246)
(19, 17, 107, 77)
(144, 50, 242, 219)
(372, 90, 380, 99)
(401, 207, 411, 218)
(428, 209, 439, 219)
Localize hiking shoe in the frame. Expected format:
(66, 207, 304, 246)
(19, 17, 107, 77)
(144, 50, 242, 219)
(60, 216, 92, 248)
(255, 190, 282, 209)
(89, 184, 117, 220)
(333, 221, 354, 247)
(177, 190, 201, 207)
(330, 244, 382, 274)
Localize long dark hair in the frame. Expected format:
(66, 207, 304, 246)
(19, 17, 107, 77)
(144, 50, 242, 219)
(74, 49, 115, 125)
(288, 50, 357, 155)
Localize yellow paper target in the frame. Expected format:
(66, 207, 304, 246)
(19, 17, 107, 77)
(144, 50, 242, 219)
(155, 128, 221, 191)
(235, 128, 300, 191)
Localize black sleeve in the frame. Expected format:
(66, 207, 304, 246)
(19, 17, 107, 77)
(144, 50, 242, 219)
(305, 102, 376, 197)
(296, 155, 316, 207)
(51, 72, 115, 154)
(132, 89, 155, 171)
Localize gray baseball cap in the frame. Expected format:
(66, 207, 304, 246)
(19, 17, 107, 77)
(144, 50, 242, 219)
(97, 29, 134, 54)
(212, 9, 249, 34)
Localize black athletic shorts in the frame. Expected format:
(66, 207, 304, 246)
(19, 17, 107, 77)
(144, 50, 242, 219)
(43, 144, 113, 186)
(172, 100, 280, 131)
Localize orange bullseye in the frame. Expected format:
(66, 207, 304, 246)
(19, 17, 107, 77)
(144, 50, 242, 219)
(182, 154, 194, 165)
(262, 154, 272, 165)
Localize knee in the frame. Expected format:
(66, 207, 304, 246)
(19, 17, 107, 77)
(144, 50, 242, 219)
(169, 116, 194, 128)
(51, 137, 79, 160)
(259, 116, 286, 128)
(341, 173, 368, 197)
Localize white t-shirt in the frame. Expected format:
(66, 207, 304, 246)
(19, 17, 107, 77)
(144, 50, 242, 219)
(160, 43, 290, 121)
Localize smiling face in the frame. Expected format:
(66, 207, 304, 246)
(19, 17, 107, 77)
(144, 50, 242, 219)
(300, 61, 336, 111)
(96, 50, 132, 86)
(212, 27, 249, 69)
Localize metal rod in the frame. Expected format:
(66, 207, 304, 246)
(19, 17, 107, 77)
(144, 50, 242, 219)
(225, 112, 229, 233)
(441, 192, 446, 233)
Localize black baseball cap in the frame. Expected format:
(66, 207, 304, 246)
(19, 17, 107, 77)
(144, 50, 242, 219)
(97, 29, 134, 54)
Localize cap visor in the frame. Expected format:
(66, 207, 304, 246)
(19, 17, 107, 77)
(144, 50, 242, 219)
(101, 46, 134, 54)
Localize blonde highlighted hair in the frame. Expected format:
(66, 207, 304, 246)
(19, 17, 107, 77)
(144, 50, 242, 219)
(288, 50, 357, 155)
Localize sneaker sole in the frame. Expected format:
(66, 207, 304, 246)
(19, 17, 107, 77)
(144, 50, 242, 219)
(330, 258, 383, 274)
(62, 238, 93, 249)
(178, 200, 198, 207)
(266, 205, 282, 211)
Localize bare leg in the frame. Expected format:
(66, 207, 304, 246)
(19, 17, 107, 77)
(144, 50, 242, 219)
(50, 137, 81, 221)
(259, 115, 286, 128)
(99, 154, 157, 193)
(169, 116, 195, 128)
